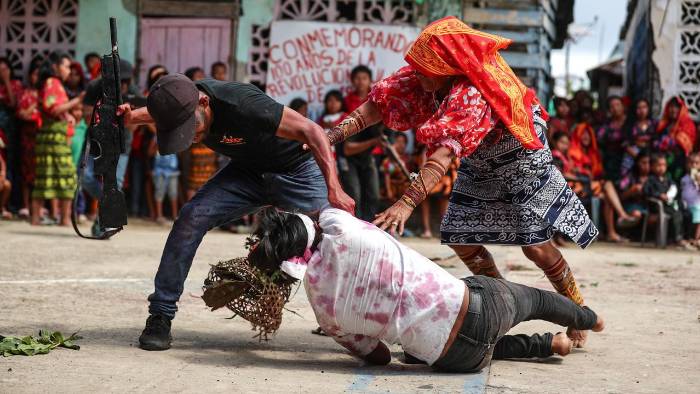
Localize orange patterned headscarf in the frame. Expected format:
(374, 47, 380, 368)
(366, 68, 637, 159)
(569, 122, 603, 178)
(657, 97, 697, 156)
(405, 16, 545, 150)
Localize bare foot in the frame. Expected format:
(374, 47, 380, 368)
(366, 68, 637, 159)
(566, 327, 588, 348)
(551, 332, 573, 356)
(592, 315, 605, 332)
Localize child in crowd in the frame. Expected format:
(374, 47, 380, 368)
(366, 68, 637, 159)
(69, 103, 88, 222)
(69, 103, 87, 167)
(0, 135, 12, 219)
(618, 152, 651, 220)
(548, 97, 573, 139)
(620, 99, 656, 178)
(550, 131, 572, 175)
(210, 61, 227, 81)
(150, 139, 180, 224)
(382, 133, 413, 203)
(186, 142, 217, 201)
(289, 97, 308, 118)
(681, 152, 700, 246)
(644, 154, 688, 248)
(318, 90, 346, 130)
(415, 143, 458, 238)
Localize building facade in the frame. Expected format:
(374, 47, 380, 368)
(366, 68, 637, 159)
(622, 0, 700, 119)
(1, 0, 572, 102)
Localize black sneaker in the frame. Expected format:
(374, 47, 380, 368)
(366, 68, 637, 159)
(139, 314, 172, 351)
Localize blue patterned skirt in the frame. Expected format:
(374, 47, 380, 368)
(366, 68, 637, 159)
(440, 109, 598, 248)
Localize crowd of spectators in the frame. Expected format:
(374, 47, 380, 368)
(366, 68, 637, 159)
(548, 91, 699, 249)
(1, 51, 699, 247)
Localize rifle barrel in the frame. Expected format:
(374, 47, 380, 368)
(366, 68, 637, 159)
(109, 17, 122, 106)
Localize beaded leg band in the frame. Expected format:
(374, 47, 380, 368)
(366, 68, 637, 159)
(456, 246, 503, 279)
(542, 256, 584, 306)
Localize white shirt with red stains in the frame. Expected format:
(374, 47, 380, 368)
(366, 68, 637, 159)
(303, 208, 466, 365)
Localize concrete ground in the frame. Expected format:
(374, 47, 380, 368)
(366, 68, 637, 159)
(1, 219, 698, 393)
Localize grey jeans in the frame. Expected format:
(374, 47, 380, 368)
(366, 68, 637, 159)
(433, 276, 598, 373)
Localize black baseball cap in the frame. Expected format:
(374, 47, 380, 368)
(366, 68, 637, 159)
(146, 73, 199, 154)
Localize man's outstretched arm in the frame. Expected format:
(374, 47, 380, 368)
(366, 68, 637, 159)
(276, 107, 355, 214)
(327, 101, 382, 145)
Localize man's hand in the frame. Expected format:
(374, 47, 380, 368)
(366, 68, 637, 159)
(329, 187, 356, 214)
(373, 200, 414, 235)
(116, 103, 132, 124)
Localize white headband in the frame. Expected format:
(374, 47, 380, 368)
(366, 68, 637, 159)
(279, 213, 315, 280)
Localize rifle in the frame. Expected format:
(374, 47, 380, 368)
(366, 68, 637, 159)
(72, 17, 128, 239)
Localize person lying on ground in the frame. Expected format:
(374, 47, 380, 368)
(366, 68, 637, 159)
(247, 207, 605, 372)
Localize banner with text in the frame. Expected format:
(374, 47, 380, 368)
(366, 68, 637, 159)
(266, 20, 420, 121)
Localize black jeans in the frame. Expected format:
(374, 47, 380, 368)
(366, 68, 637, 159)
(338, 154, 380, 221)
(433, 276, 597, 373)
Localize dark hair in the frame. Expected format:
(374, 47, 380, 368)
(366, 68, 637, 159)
(37, 51, 71, 89)
(351, 65, 372, 80)
(210, 61, 226, 73)
(650, 153, 666, 165)
(394, 132, 408, 143)
(146, 64, 168, 90)
(184, 66, 204, 81)
(27, 58, 41, 79)
(667, 96, 683, 108)
(247, 207, 308, 275)
(553, 96, 569, 108)
(607, 95, 623, 107)
(323, 89, 346, 115)
(551, 131, 569, 143)
(0, 57, 14, 80)
(83, 52, 100, 65)
(69, 61, 86, 90)
(289, 97, 308, 112)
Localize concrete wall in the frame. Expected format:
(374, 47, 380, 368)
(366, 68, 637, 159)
(76, 0, 138, 65)
(234, 0, 275, 80)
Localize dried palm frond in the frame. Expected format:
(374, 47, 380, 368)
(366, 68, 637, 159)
(202, 257, 293, 341)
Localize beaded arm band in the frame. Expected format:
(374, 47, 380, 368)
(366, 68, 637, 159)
(327, 108, 367, 145)
(399, 158, 448, 209)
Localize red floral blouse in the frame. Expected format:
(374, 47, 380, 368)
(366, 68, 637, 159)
(368, 65, 495, 158)
(40, 77, 73, 136)
(16, 88, 42, 128)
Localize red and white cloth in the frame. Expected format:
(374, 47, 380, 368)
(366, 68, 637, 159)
(302, 208, 465, 365)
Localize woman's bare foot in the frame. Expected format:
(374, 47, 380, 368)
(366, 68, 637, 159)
(551, 332, 573, 356)
(592, 315, 605, 332)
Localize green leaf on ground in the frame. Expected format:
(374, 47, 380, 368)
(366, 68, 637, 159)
(615, 262, 638, 267)
(0, 330, 82, 357)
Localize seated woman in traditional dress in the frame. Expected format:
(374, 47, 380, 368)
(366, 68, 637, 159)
(325, 17, 596, 346)
(570, 114, 639, 242)
(248, 207, 605, 372)
(654, 97, 697, 182)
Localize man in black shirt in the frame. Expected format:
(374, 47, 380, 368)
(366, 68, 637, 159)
(119, 74, 354, 351)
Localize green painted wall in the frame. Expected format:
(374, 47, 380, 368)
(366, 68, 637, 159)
(236, 0, 275, 64)
(76, 0, 138, 65)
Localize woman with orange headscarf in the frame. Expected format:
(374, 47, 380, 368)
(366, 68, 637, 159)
(326, 17, 597, 352)
(655, 97, 697, 181)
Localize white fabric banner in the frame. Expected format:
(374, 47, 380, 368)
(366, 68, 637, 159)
(266, 20, 420, 120)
